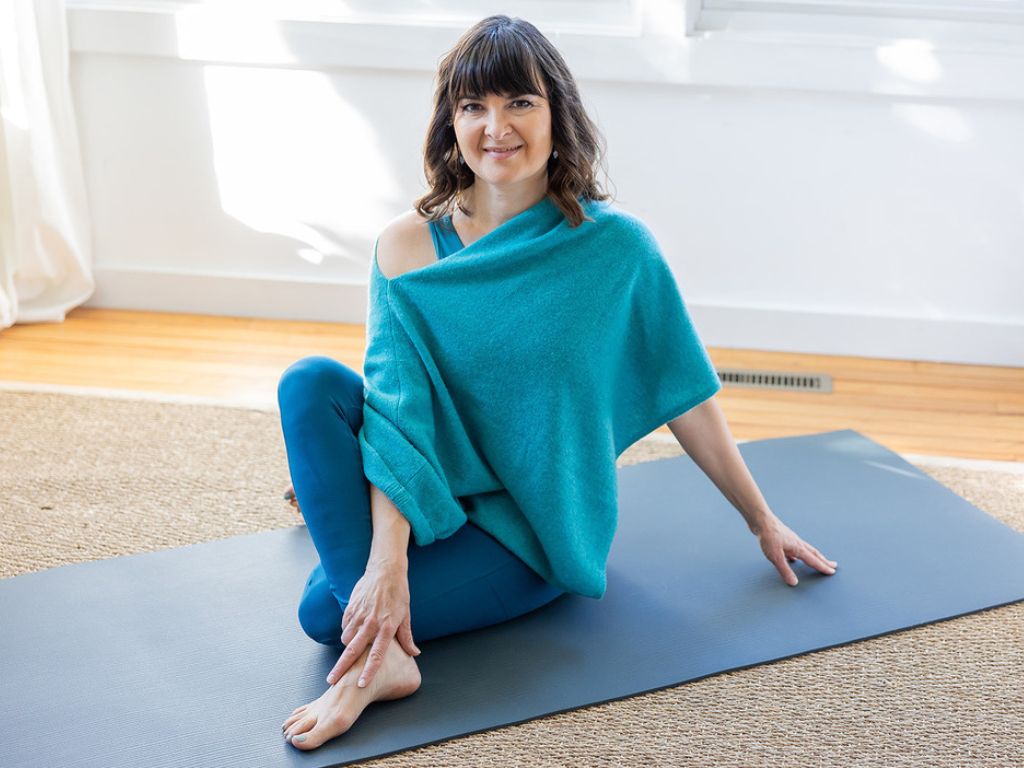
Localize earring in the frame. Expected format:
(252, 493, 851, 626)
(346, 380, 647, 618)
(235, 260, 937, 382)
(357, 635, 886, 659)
(458, 155, 465, 165)
(552, 150, 559, 160)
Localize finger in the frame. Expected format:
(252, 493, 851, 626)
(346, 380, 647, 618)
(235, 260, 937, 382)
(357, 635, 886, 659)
(342, 604, 354, 633)
(397, 619, 422, 657)
(358, 625, 395, 688)
(798, 544, 836, 574)
(810, 545, 838, 569)
(340, 617, 358, 646)
(341, 610, 370, 646)
(770, 549, 798, 586)
(327, 625, 372, 684)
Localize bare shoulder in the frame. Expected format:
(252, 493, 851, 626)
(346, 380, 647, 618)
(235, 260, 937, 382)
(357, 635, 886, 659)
(375, 210, 437, 279)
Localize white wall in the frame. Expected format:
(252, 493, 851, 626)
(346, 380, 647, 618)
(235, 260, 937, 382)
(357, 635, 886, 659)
(68, 4, 1024, 366)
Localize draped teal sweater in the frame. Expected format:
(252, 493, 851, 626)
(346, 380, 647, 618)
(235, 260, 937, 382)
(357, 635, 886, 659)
(358, 195, 721, 599)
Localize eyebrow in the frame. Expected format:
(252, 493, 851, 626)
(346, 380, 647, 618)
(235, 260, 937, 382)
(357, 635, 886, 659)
(457, 92, 539, 102)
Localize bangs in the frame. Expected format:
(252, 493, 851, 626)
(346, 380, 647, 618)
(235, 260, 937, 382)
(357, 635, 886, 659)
(446, 31, 547, 104)
(416, 14, 612, 225)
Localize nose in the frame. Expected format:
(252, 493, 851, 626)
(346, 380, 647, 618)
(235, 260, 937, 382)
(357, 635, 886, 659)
(484, 108, 511, 139)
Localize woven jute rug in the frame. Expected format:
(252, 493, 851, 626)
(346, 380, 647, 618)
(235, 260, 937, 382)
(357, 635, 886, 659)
(1, 388, 1022, 767)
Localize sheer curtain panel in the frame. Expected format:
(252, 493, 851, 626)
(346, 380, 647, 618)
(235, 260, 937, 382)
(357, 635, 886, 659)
(0, 0, 93, 329)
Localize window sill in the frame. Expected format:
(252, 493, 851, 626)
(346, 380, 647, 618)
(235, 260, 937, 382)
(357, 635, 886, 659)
(66, 4, 1024, 102)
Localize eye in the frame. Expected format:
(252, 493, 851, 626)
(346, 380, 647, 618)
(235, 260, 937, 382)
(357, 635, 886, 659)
(458, 99, 534, 114)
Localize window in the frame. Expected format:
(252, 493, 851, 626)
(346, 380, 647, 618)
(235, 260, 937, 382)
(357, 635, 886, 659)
(67, 0, 640, 33)
(696, 0, 1024, 49)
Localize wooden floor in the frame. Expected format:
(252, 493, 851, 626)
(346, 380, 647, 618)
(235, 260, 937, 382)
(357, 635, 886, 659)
(1, 307, 1021, 461)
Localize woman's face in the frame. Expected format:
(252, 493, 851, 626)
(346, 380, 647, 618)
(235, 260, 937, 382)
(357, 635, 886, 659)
(451, 87, 553, 188)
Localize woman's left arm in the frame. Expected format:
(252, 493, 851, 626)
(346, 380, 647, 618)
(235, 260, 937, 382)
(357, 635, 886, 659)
(667, 395, 838, 586)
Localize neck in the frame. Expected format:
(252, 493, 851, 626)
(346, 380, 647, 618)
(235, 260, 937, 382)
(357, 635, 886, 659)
(461, 176, 549, 231)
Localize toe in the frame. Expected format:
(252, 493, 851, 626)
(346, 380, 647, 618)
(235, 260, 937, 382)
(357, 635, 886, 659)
(285, 716, 316, 743)
(281, 712, 304, 731)
(291, 714, 352, 750)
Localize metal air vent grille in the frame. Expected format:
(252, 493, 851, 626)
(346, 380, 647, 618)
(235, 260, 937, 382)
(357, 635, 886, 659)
(717, 368, 832, 393)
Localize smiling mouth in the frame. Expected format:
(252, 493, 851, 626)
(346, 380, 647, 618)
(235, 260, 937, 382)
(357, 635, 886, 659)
(485, 145, 523, 155)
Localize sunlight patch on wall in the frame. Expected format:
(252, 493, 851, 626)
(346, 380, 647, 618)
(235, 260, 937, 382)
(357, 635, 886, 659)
(891, 103, 972, 143)
(201, 62, 399, 268)
(875, 39, 941, 83)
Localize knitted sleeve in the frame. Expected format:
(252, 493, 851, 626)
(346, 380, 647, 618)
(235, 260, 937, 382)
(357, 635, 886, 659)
(610, 217, 722, 456)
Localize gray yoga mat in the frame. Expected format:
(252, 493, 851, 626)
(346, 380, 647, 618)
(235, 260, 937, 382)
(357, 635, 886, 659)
(2, 429, 1023, 767)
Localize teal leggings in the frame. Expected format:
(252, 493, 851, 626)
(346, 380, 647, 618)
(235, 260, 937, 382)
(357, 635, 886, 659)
(277, 355, 565, 646)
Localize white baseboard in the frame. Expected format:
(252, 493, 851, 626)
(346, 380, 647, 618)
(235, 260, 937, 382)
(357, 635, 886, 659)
(84, 266, 1024, 367)
(84, 266, 368, 323)
(694, 303, 1023, 368)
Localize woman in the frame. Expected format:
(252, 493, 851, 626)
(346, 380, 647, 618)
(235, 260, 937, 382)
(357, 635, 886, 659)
(277, 15, 837, 751)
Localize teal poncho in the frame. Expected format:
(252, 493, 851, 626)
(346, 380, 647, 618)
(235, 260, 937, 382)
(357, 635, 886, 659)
(358, 195, 721, 599)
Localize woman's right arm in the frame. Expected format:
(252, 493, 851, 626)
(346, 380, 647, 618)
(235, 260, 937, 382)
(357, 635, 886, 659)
(323, 214, 432, 687)
(366, 482, 412, 570)
(324, 484, 421, 687)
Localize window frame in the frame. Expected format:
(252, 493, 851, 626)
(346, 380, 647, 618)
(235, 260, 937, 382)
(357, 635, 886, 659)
(65, 0, 1024, 103)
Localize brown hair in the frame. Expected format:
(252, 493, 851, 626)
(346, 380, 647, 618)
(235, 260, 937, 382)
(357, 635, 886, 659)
(413, 15, 613, 228)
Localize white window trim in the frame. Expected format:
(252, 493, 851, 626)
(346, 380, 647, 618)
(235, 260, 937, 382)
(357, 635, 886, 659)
(701, 0, 1024, 26)
(67, 0, 642, 34)
(697, 0, 1024, 53)
(66, 1, 1024, 102)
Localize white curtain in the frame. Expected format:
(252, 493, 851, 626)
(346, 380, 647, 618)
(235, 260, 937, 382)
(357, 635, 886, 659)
(0, 0, 93, 329)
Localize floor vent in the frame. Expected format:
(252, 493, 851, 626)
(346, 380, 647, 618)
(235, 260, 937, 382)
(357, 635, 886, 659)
(717, 368, 833, 393)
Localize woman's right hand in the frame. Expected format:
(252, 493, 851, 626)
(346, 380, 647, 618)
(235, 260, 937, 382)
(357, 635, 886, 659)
(325, 561, 421, 688)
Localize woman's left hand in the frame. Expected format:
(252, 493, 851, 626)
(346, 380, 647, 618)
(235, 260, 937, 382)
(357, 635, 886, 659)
(754, 512, 837, 586)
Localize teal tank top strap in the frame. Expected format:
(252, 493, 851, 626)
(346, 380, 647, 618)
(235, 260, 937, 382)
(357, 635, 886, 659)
(428, 214, 465, 260)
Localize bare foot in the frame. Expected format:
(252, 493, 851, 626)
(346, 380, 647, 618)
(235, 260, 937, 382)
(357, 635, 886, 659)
(281, 639, 422, 750)
(283, 484, 302, 518)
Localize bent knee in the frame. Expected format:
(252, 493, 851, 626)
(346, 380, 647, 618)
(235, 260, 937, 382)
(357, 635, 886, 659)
(297, 592, 347, 647)
(277, 356, 362, 410)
